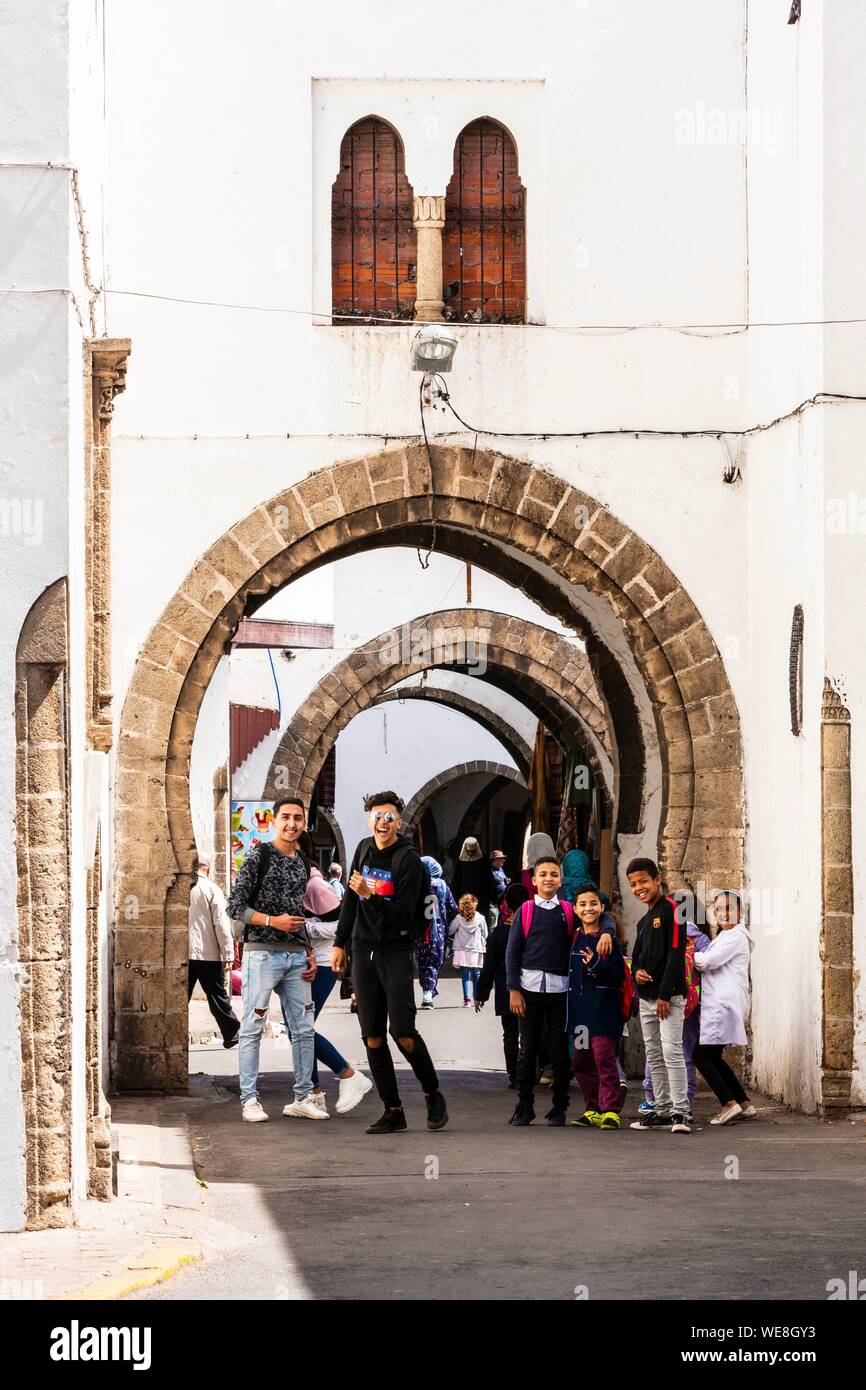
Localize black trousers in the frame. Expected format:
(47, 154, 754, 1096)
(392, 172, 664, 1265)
(353, 943, 439, 1108)
(693, 1042, 749, 1106)
(501, 1012, 519, 1082)
(517, 992, 570, 1110)
(188, 960, 239, 1044)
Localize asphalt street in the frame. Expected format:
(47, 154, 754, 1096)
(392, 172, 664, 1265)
(127, 978, 866, 1301)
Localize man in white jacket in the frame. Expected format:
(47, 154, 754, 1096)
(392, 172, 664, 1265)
(188, 859, 240, 1048)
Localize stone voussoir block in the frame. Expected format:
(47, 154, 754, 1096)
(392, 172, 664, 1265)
(603, 533, 653, 588)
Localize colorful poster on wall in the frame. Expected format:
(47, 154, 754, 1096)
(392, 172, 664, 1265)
(231, 800, 275, 879)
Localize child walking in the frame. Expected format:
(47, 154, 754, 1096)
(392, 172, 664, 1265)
(627, 857, 691, 1134)
(694, 889, 756, 1125)
(568, 884, 626, 1129)
(449, 893, 488, 1007)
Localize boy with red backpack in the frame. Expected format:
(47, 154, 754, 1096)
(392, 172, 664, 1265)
(505, 858, 615, 1127)
(637, 917, 711, 1122)
(567, 883, 627, 1129)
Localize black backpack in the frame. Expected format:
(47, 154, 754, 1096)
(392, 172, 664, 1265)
(243, 841, 311, 943)
(355, 838, 432, 942)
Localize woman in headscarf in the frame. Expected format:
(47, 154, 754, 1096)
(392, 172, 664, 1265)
(520, 831, 557, 893)
(560, 847, 591, 905)
(417, 856, 457, 1008)
(452, 837, 494, 917)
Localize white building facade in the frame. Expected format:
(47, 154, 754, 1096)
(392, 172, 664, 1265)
(1, 0, 864, 1229)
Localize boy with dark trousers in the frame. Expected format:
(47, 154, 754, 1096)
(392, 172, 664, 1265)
(626, 856, 690, 1134)
(333, 790, 448, 1135)
(505, 858, 577, 1126)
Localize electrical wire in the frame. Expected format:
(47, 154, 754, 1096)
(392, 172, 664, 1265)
(430, 378, 866, 442)
(102, 288, 866, 334)
(266, 647, 282, 720)
(416, 375, 437, 570)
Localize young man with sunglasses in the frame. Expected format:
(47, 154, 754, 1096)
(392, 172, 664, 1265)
(332, 791, 448, 1134)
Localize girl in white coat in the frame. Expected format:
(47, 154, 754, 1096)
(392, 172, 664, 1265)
(693, 889, 756, 1126)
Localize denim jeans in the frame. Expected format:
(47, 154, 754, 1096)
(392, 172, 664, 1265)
(638, 994, 688, 1116)
(239, 949, 314, 1103)
(281, 964, 349, 1087)
(460, 966, 481, 1001)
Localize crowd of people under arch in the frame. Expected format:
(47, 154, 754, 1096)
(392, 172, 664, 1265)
(189, 791, 753, 1136)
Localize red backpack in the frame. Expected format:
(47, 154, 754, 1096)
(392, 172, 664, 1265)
(620, 957, 637, 1022)
(518, 898, 576, 938)
(684, 937, 701, 1019)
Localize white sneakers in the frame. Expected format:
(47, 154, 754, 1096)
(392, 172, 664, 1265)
(244, 1076, 373, 1122)
(242, 1098, 269, 1122)
(335, 1070, 373, 1114)
(283, 1095, 330, 1120)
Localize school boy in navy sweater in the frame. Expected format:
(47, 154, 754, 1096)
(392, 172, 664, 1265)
(505, 858, 612, 1127)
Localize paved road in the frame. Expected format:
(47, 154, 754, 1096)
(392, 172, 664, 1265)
(129, 980, 866, 1301)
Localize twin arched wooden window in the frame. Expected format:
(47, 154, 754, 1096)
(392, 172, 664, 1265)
(331, 116, 525, 323)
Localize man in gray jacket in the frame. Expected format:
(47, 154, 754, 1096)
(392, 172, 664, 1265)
(188, 859, 239, 1049)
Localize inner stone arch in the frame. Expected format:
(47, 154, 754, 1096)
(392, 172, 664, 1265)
(114, 442, 744, 1090)
(261, 609, 613, 820)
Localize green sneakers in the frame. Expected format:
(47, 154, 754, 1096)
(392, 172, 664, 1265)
(570, 1110, 601, 1128)
(599, 1111, 621, 1129)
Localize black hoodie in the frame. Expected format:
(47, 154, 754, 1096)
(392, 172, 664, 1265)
(334, 833, 427, 950)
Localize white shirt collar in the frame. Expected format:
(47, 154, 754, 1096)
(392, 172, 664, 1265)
(534, 893, 560, 910)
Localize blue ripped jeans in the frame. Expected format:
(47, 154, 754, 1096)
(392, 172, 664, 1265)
(239, 949, 314, 1103)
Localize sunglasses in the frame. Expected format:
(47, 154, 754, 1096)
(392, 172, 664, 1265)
(371, 811, 397, 824)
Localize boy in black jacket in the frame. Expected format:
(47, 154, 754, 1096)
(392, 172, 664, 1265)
(333, 790, 448, 1135)
(626, 857, 690, 1134)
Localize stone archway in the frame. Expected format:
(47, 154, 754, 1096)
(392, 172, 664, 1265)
(403, 760, 527, 826)
(261, 610, 612, 813)
(114, 443, 744, 1090)
(372, 686, 534, 778)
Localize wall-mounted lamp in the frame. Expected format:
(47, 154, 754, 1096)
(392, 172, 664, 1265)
(411, 325, 459, 373)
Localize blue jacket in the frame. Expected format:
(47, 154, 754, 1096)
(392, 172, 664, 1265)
(566, 920, 625, 1039)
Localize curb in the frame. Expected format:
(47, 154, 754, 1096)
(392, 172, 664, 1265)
(59, 1243, 202, 1301)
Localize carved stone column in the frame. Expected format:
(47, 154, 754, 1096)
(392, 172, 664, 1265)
(412, 195, 446, 322)
(84, 338, 130, 752)
(83, 337, 130, 1199)
(819, 679, 854, 1115)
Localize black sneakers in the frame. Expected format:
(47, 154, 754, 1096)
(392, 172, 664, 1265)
(545, 1105, 567, 1127)
(670, 1112, 692, 1133)
(630, 1111, 673, 1131)
(508, 1103, 535, 1126)
(365, 1107, 408, 1135)
(426, 1091, 449, 1131)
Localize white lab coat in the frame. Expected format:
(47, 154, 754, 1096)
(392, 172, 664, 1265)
(694, 924, 752, 1046)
